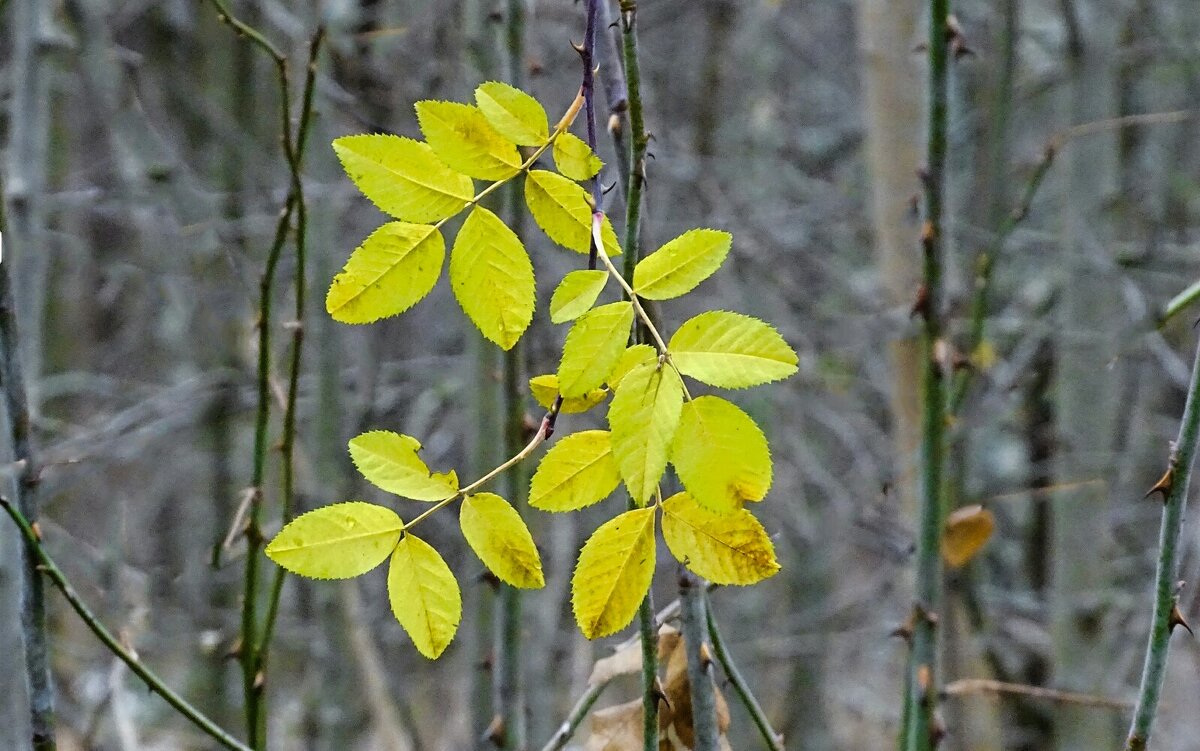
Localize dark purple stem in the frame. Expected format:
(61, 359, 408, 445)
(582, 0, 602, 269)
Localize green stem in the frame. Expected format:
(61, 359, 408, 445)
(617, 5, 657, 745)
(705, 603, 785, 751)
(904, 0, 950, 747)
(679, 574, 719, 751)
(1126, 332, 1200, 750)
(0, 498, 252, 751)
(1159, 278, 1200, 328)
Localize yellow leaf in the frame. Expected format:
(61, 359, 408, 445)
(332, 134, 473, 222)
(660, 492, 780, 585)
(459, 492, 544, 588)
(474, 81, 549, 146)
(450, 206, 535, 350)
(326, 222, 444, 324)
(633, 228, 731, 300)
(572, 507, 657, 639)
(668, 310, 798, 388)
(524, 170, 621, 256)
(942, 504, 995, 568)
(607, 344, 657, 389)
(550, 269, 609, 323)
(553, 131, 604, 181)
(349, 430, 459, 501)
(528, 373, 608, 414)
(529, 430, 622, 512)
(608, 361, 684, 505)
(558, 301, 634, 398)
(266, 502, 403, 580)
(388, 534, 461, 659)
(415, 100, 521, 180)
(670, 395, 772, 513)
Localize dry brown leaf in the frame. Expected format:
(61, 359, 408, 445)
(586, 700, 643, 751)
(590, 626, 682, 687)
(659, 630, 730, 748)
(942, 504, 995, 568)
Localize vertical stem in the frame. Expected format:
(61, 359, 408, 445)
(1126, 333, 1200, 750)
(618, 4, 658, 746)
(904, 0, 950, 747)
(679, 574, 718, 751)
(493, 2, 527, 747)
(0, 189, 55, 751)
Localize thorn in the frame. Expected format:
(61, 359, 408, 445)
(653, 677, 671, 710)
(608, 112, 623, 135)
(226, 638, 243, 660)
(1145, 466, 1174, 502)
(931, 710, 948, 746)
(484, 714, 504, 745)
(890, 613, 914, 643)
(30, 521, 42, 541)
(917, 664, 932, 699)
(1170, 601, 1193, 636)
(700, 642, 714, 669)
(907, 194, 920, 220)
(602, 181, 617, 195)
(253, 670, 266, 690)
(529, 60, 544, 77)
(916, 166, 930, 186)
(920, 220, 936, 247)
(570, 39, 586, 56)
(910, 284, 930, 320)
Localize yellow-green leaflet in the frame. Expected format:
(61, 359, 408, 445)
(558, 301, 634, 398)
(450, 206, 535, 350)
(550, 269, 608, 323)
(332, 134, 473, 222)
(608, 361, 685, 505)
(474, 81, 548, 146)
(668, 310, 798, 388)
(529, 430, 622, 512)
(571, 507, 657, 639)
(632, 228, 732, 300)
(387, 533, 462, 659)
(528, 374, 608, 414)
(459, 493, 544, 589)
(553, 132, 603, 181)
(524, 170, 622, 256)
(349, 430, 459, 501)
(670, 396, 772, 513)
(265, 502, 403, 580)
(326, 222, 444, 324)
(415, 100, 521, 180)
(660, 492, 780, 586)
(607, 344, 657, 389)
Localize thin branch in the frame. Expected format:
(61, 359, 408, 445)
(705, 603, 785, 751)
(0, 498, 252, 751)
(903, 0, 951, 747)
(1126, 332, 1200, 750)
(538, 681, 609, 751)
(942, 679, 1130, 711)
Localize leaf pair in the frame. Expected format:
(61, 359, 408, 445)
(570, 493, 779, 639)
(265, 502, 460, 659)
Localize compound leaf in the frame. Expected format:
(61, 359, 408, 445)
(668, 311, 798, 388)
(387, 533, 461, 659)
(332, 134, 473, 222)
(607, 344, 657, 389)
(557, 301, 634, 398)
(633, 228, 731, 300)
(524, 170, 621, 256)
(572, 507, 657, 639)
(460, 492, 544, 588)
(450, 206, 535, 350)
(550, 269, 608, 323)
(326, 222, 444, 324)
(529, 430, 622, 512)
(415, 100, 521, 180)
(670, 396, 772, 513)
(266, 502, 402, 580)
(349, 430, 459, 501)
(661, 492, 779, 585)
(553, 131, 603, 181)
(474, 81, 549, 146)
(608, 361, 685, 505)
